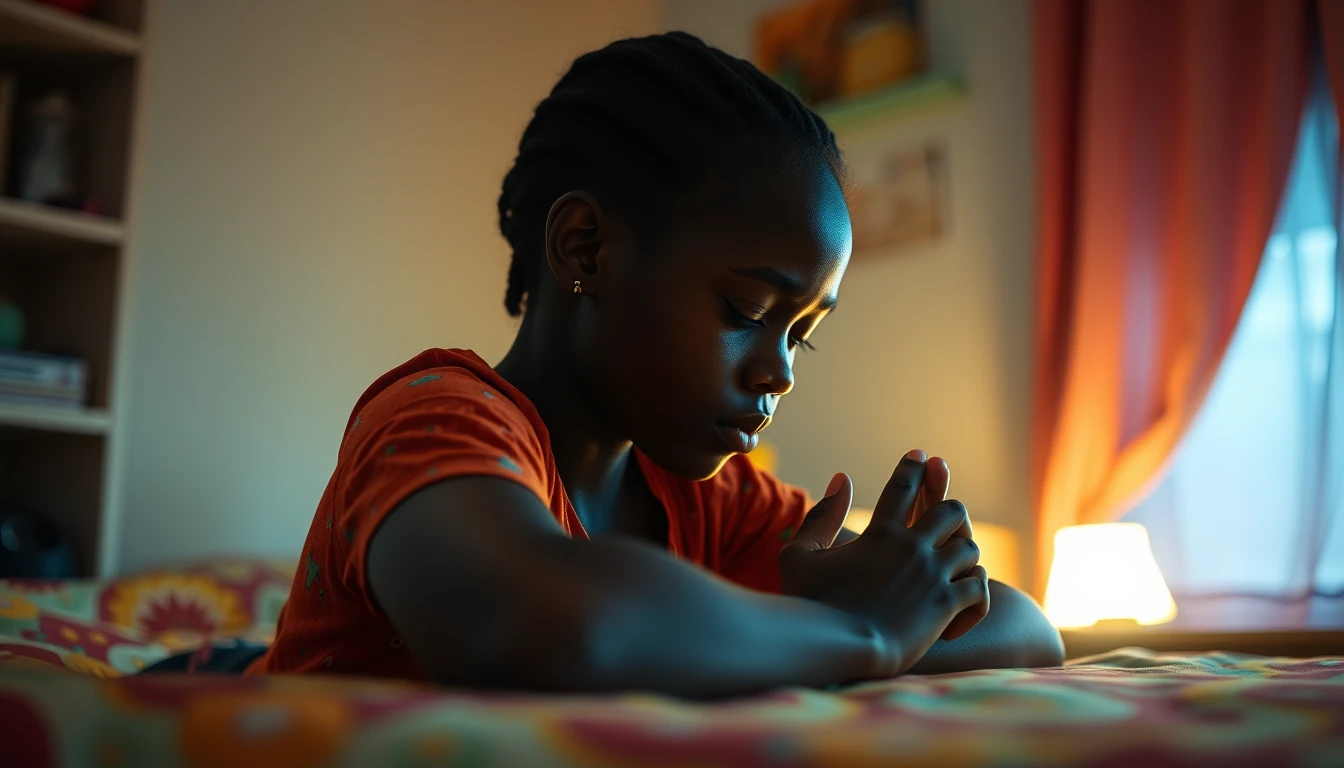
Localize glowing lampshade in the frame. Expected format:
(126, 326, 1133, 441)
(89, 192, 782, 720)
(1044, 523, 1177, 629)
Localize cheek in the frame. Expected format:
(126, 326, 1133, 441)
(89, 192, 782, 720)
(595, 288, 746, 404)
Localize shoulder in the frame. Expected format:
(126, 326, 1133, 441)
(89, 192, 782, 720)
(345, 349, 539, 449)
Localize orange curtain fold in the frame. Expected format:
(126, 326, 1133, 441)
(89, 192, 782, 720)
(1030, 0, 1312, 596)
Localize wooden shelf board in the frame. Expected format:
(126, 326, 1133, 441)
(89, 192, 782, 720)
(0, 198, 124, 247)
(816, 73, 965, 133)
(0, 401, 111, 434)
(0, 0, 140, 56)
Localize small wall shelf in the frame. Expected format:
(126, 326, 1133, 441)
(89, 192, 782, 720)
(816, 73, 965, 133)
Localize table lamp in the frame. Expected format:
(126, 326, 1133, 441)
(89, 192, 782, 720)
(1044, 522, 1177, 629)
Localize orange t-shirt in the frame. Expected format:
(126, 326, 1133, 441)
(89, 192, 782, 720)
(246, 348, 811, 681)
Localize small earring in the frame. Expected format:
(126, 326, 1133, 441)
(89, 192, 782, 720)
(573, 280, 582, 295)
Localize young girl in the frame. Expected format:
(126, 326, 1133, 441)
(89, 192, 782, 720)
(244, 32, 1062, 695)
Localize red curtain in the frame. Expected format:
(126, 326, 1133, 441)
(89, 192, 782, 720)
(1030, 0, 1313, 595)
(1325, 1, 1344, 174)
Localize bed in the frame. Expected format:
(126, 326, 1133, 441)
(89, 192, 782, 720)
(2, 559, 1342, 767)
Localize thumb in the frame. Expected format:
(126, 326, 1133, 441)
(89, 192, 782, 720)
(791, 473, 852, 552)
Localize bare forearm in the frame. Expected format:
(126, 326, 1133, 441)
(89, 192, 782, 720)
(478, 536, 889, 697)
(908, 580, 1063, 674)
(372, 479, 891, 697)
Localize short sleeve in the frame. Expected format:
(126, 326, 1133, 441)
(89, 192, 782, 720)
(714, 456, 812, 593)
(334, 368, 550, 603)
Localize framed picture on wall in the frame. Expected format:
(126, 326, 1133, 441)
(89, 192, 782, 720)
(844, 139, 946, 257)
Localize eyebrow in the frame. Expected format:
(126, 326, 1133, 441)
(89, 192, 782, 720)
(727, 266, 839, 311)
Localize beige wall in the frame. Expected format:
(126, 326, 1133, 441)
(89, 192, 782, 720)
(117, 0, 1035, 572)
(664, 0, 1038, 558)
(115, 0, 658, 571)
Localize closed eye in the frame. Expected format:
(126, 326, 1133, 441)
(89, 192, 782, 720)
(721, 297, 765, 329)
(723, 298, 817, 353)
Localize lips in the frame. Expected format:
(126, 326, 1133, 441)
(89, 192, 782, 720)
(714, 413, 770, 454)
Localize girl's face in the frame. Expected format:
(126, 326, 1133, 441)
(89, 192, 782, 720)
(574, 161, 852, 480)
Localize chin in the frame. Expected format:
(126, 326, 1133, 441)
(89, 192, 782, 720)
(641, 443, 733, 481)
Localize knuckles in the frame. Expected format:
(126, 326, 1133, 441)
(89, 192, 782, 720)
(889, 475, 918, 494)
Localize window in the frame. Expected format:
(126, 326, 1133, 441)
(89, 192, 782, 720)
(1123, 71, 1341, 628)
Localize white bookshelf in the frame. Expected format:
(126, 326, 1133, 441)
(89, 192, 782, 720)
(0, 0, 146, 577)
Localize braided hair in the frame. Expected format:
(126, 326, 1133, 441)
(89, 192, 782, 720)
(497, 32, 845, 317)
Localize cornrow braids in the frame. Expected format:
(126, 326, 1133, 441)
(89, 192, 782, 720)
(498, 31, 844, 317)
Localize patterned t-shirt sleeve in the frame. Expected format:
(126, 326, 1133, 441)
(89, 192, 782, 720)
(715, 455, 813, 593)
(334, 368, 550, 611)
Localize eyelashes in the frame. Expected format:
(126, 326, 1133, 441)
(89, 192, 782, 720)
(721, 298, 817, 353)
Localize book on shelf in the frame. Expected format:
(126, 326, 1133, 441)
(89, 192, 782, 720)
(0, 350, 87, 404)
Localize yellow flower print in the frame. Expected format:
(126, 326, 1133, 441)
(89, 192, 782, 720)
(0, 593, 39, 620)
(105, 576, 248, 635)
(63, 651, 121, 678)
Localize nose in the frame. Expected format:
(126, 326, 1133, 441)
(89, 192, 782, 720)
(745, 338, 794, 397)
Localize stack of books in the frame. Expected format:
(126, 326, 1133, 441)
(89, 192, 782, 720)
(0, 351, 86, 409)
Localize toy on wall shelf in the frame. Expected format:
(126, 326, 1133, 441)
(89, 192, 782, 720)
(755, 0, 925, 106)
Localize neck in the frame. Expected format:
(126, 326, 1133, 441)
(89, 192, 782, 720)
(494, 313, 635, 530)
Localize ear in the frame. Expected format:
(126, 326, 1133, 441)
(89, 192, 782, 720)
(544, 191, 606, 295)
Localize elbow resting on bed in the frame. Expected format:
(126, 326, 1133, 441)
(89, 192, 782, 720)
(909, 580, 1064, 675)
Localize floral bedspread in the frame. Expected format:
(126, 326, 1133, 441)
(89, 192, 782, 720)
(0, 559, 290, 677)
(3, 562, 1344, 768)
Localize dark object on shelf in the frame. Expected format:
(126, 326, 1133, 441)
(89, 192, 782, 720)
(0, 505, 76, 578)
(18, 90, 79, 205)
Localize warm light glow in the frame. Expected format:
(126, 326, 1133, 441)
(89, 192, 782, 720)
(844, 508, 1022, 588)
(1044, 523, 1177, 629)
(746, 441, 779, 473)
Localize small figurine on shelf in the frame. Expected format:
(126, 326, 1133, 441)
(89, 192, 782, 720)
(19, 90, 79, 206)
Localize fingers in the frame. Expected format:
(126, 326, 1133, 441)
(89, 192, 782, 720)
(940, 533, 980, 578)
(789, 473, 852, 552)
(943, 566, 991, 641)
(912, 499, 974, 546)
(910, 456, 950, 527)
(871, 450, 927, 531)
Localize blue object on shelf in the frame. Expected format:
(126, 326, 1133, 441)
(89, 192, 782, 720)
(0, 301, 23, 350)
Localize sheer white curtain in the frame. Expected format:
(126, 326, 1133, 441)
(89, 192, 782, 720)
(1123, 68, 1342, 629)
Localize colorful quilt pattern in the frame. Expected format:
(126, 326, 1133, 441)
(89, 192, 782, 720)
(2, 562, 1343, 767)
